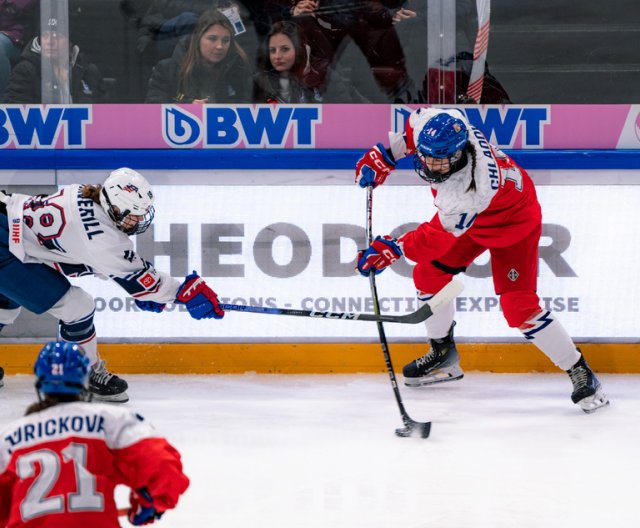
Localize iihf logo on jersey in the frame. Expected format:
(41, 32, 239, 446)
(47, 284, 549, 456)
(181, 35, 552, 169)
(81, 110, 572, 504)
(508, 268, 519, 281)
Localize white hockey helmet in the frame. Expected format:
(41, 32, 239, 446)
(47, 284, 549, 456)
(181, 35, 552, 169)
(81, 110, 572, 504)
(100, 167, 155, 235)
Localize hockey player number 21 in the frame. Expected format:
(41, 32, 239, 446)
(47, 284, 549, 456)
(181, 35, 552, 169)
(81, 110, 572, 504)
(17, 443, 104, 521)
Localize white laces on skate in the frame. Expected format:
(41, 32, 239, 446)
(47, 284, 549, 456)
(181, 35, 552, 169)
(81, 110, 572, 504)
(416, 349, 437, 368)
(91, 360, 115, 384)
(568, 366, 589, 389)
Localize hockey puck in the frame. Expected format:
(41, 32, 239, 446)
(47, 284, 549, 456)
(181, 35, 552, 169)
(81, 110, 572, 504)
(394, 426, 412, 437)
(395, 421, 431, 438)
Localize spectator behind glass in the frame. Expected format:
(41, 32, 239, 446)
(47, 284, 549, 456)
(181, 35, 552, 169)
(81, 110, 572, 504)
(145, 9, 252, 103)
(253, 21, 321, 103)
(3, 18, 107, 103)
(419, 50, 512, 105)
(415, 0, 511, 105)
(0, 0, 38, 99)
(136, 0, 213, 68)
(266, 0, 416, 103)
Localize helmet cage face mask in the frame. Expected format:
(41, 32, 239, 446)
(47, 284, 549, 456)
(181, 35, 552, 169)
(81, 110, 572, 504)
(414, 149, 464, 184)
(100, 168, 155, 236)
(413, 114, 469, 184)
(101, 188, 155, 235)
(34, 341, 90, 398)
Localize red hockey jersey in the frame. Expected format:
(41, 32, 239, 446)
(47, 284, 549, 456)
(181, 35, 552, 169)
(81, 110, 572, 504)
(0, 402, 189, 527)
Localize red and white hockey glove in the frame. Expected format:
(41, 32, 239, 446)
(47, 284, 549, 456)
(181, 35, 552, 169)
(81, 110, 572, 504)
(355, 143, 396, 188)
(356, 235, 403, 276)
(128, 487, 164, 525)
(175, 271, 224, 320)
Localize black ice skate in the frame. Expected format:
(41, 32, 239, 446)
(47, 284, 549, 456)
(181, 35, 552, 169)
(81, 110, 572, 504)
(0, 366, 4, 388)
(403, 323, 464, 387)
(567, 353, 609, 413)
(89, 360, 129, 403)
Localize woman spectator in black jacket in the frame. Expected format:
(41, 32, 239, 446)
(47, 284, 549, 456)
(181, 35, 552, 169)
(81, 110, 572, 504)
(3, 19, 107, 103)
(145, 9, 252, 103)
(253, 21, 320, 104)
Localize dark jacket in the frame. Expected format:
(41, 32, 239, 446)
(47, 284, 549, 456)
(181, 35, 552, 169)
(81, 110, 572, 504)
(253, 69, 321, 104)
(145, 37, 252, 103)
(3, 37, 107, 103)
(136, 0, 215, 55)
(266, 0, 404, 27)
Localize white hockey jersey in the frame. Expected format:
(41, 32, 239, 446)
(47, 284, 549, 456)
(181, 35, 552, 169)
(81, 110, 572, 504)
(387, 108, 541, 261)
(5, 185, 180, 303)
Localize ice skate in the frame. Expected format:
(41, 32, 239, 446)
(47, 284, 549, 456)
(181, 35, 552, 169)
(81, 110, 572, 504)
(567, 354, 609, 414)
(0, 366, 4, 388)
(403, 323, 464, 386)
(89, 360, 129, 403)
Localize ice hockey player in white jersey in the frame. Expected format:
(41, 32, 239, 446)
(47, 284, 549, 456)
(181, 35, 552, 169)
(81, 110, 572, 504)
(0, 168, 225, 403)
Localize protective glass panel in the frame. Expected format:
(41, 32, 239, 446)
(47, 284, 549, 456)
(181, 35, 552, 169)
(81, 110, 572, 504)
(1, 0, 635, 104)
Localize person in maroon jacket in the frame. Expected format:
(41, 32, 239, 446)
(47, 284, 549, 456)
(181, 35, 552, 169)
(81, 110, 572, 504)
(0, 0, 38, 100)
(354, 107, 609, 414)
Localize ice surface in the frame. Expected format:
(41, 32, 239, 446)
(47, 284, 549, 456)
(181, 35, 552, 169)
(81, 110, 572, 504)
(1, 372, 637, 528)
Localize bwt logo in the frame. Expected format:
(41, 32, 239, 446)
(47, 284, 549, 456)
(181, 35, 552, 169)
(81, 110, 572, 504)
(0, 106, 91, 148)
(393, 105, 551, 148)
(162, 104, 322, 148)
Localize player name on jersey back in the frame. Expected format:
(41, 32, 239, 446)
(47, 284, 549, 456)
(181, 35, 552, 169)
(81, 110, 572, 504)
(3, 413, 106, 452)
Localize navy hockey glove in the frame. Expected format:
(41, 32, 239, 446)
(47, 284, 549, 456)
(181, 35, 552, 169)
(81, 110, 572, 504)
(134, 300, 166, 313)
(355, 143, 396, 188)
(175, 271, 224, 320)
(356, 235, 403, 276)
(128, 487, 164, 525)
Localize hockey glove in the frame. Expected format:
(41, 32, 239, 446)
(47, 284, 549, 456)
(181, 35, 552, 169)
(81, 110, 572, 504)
(128, 487, 164, 525)
(355, 143, 396, 188)
(175, 271, 224, 320)
(356, 235, 403, 276)
(134, 300, 166, 313)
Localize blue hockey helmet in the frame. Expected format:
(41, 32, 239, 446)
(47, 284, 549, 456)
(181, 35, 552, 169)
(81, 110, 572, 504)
(414, 113, 469, 183)
(34, 341, 90, 395)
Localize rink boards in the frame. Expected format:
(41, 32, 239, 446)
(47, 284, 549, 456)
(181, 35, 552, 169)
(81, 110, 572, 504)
(1, 103, 639, 374)
(0, 175, 638, 373)
(0, 342, 639, 375)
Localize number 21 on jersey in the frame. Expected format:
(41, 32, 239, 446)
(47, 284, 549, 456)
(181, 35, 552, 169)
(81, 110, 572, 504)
(16, 443, 103, 521)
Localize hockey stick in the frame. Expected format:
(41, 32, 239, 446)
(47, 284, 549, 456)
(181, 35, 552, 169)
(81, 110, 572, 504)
(366, 187, 432, 439)
(218, 280, 462, 325)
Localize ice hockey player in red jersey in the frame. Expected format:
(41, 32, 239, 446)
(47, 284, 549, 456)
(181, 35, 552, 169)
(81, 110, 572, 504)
(354, 107, 609, 413)
(0, 168, 224, 403)
(0, 341, 189, 527)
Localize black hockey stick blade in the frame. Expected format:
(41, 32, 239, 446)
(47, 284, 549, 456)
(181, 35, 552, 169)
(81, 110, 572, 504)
(395, 418, 431, 439)
(219, 280, 463, 324)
